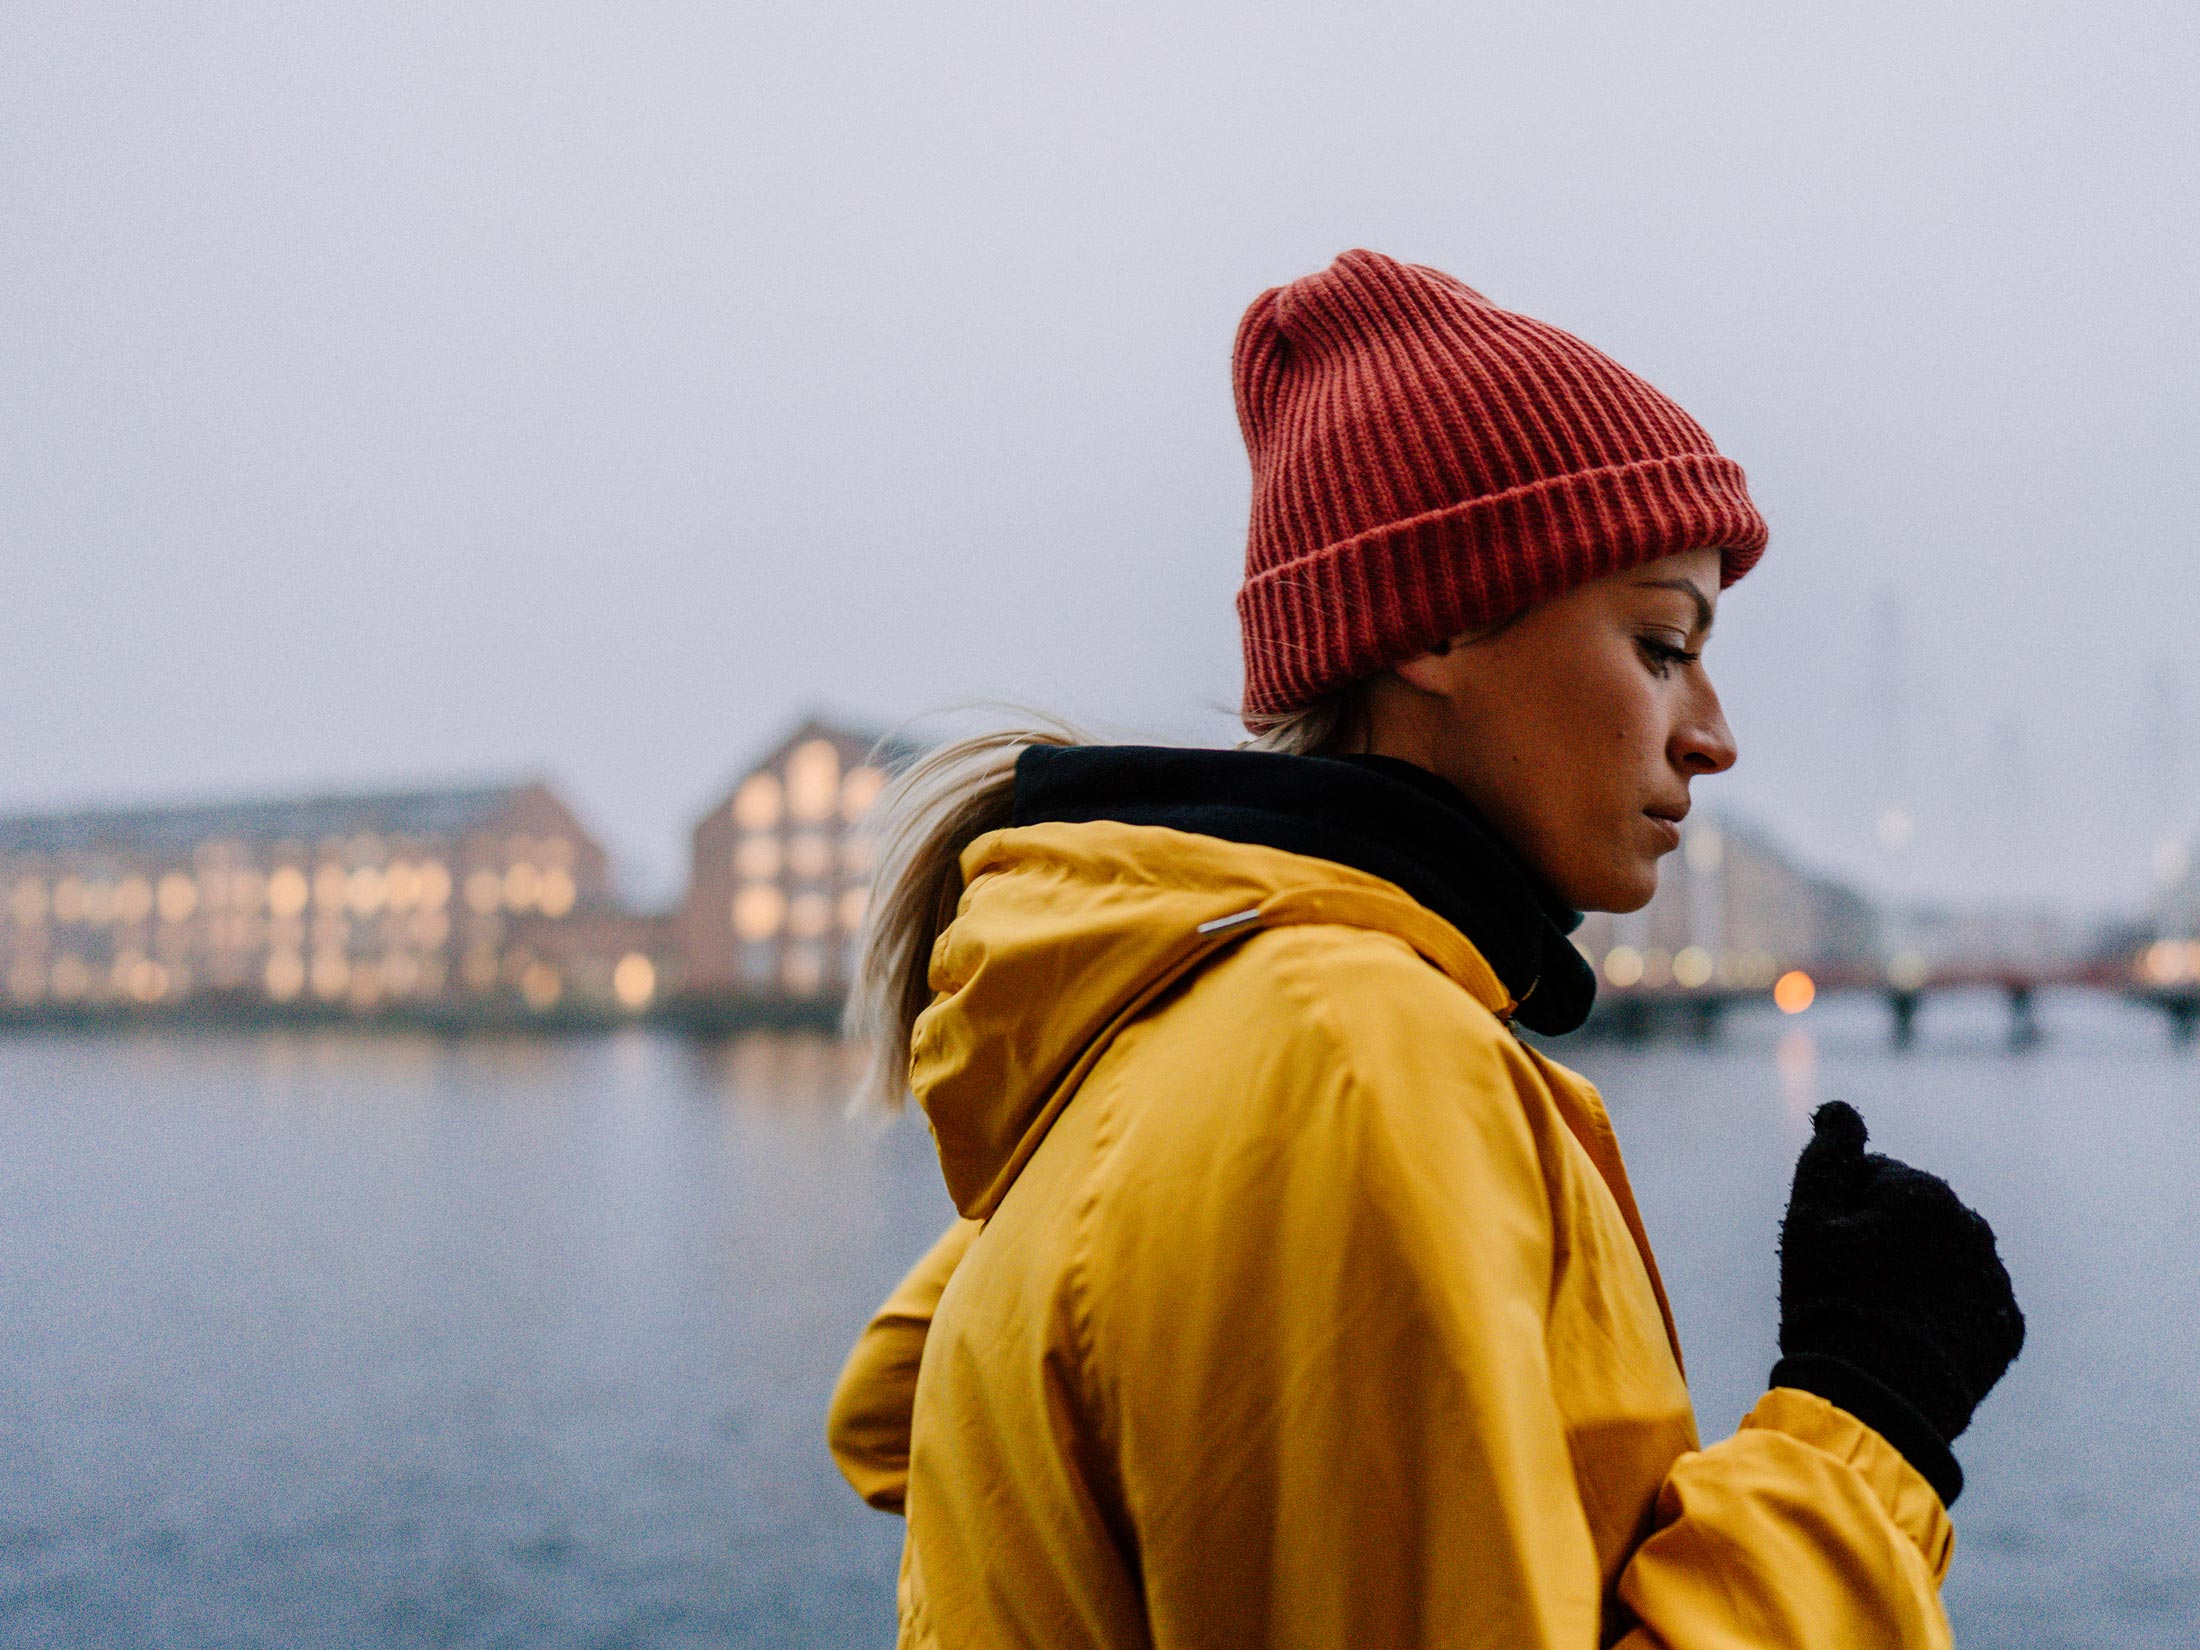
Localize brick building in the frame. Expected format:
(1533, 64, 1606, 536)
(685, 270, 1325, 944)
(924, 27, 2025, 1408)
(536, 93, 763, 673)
(0, 780, 620, 1016)
(680, 718, 914, 1006)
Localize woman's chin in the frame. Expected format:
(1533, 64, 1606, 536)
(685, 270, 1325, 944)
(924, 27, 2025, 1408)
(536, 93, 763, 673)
(1569, 858, 1660, 916)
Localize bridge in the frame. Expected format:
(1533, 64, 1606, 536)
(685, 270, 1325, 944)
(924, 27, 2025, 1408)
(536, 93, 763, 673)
(1586, 947, 2200, 1049)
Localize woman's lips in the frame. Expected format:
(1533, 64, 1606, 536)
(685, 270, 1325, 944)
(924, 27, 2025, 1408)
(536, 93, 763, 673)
(1645, 813, 1683, 852)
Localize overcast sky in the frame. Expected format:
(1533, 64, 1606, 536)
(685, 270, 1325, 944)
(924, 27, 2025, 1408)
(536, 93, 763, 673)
(4, 1, 2195, 912)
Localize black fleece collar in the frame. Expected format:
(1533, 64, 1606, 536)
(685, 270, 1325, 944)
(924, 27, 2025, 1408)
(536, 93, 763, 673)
(1011, 745, 1597, 1036)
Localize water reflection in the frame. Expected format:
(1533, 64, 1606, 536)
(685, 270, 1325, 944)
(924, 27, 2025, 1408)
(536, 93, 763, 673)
(0, 1003, 2191, 1649)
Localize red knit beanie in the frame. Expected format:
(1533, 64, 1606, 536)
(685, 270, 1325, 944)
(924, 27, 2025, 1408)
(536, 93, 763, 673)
(1234, 250, 1767, 723)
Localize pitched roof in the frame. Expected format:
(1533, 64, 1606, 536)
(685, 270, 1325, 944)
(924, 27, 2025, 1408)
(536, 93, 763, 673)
(0, 782, 543, 859)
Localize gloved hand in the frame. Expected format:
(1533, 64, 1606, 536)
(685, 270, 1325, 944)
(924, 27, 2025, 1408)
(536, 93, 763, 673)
(1771, 1100, 2025, 1506)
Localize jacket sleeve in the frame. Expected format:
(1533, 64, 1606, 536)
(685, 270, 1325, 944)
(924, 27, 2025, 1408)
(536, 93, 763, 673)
(826, 1217, 980, 1513)
(1073, 973, 1953, 1649)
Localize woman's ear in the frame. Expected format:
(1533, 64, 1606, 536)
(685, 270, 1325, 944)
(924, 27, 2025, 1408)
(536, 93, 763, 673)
(1388, 646, 1463, 696)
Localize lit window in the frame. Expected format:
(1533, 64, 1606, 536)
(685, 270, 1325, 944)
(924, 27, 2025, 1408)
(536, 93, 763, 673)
(384, 861, 420, 911)
(155, 874, 198, 924)
(412, 909, 451, 948)
(266, 871, 310, 924)
(347, 865, 387, 916)
(462, 945, 500, 991)
(383, 952, 422, 996)
(612, 952, 656, 1010)
(314, 864, 349, 912)
(838, 887, 868, 931)
(127, 957, 170, 1003)
(735, 836, 782, 879)
(535, 869, 575, 917)
(7, 961, 44, 1003)
(733, 885, 786, 940)
(82, 881, 115, 924)
(841, 834, 874, 875)
(789, 892, 832, 939)
(50, 954, 91, 999)
(840, 766, 886, 823)
(787, 740, 840, 822)
(464, 868, 504, 914)
(520, 962, 562, 1011)
(787, 832, 832, 879)
(734, 773, 783, 830)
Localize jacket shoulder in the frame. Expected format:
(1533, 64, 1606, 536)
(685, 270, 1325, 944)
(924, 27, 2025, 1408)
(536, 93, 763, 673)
(1090, 918, 1559, 1203)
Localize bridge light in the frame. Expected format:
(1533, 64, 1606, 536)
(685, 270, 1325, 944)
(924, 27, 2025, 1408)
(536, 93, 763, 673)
(1887, 951, 1929, 991)
(2142, 940, 2188, 986)
(1774, 970, 1816, 1015)
(1603, 945, 1644, 988)
(1673, 946, 1714, 989)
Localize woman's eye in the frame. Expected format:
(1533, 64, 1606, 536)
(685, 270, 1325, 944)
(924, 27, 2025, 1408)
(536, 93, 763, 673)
(1636, 636, 1700, 676)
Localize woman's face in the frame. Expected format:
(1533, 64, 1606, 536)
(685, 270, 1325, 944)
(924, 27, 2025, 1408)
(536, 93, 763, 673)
(1362, 547, 1737, 913)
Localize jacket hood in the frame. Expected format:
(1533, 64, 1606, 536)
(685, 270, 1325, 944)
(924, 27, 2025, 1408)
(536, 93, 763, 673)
(910, 819, 1518, 1218)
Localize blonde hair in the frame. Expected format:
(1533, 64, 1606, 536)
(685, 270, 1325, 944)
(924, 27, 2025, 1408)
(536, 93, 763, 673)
(845, 686, 1365, 1111)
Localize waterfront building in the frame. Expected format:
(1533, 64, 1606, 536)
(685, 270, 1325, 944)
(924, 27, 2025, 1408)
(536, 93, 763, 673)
(680, 718, 913, 1005)
(0, 781, 613, 1016)
(1573, 814, 1879, 994)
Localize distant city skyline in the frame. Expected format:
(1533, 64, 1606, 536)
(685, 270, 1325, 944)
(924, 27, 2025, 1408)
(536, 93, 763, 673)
(6, 1, 2194, 916)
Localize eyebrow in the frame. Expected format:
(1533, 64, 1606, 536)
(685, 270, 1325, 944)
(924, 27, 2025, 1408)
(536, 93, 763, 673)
(1633, 577, 1715, 637)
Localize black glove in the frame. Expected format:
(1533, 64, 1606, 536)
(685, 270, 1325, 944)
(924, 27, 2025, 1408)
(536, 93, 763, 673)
(1771, 1100, 2025, 1506)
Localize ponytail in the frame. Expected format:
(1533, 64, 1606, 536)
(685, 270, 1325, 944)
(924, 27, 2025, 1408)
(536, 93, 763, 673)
(846, 686, 1364, 1112)
(845, 718, 1091, 1112)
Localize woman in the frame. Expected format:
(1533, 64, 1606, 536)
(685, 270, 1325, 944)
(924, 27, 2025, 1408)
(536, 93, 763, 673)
(827, 251, 2023, 1648)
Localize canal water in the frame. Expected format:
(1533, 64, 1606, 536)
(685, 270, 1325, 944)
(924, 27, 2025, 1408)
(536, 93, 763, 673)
(0, 996, 2191, 1648)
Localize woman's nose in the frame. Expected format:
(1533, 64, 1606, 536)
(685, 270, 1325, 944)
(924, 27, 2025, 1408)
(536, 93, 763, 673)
(1676, 680, 1738, 776)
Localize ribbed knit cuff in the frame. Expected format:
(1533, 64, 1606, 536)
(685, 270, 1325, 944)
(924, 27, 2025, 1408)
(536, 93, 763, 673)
(1770, 1353, 1965, 1508)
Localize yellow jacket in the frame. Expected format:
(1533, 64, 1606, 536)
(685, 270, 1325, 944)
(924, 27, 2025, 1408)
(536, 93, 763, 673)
(830, 820, 1955, 1648)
